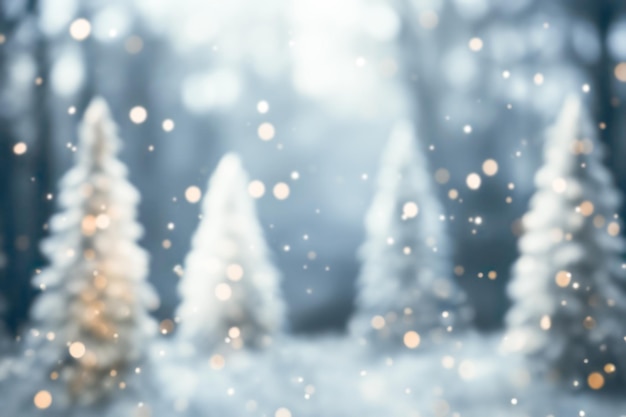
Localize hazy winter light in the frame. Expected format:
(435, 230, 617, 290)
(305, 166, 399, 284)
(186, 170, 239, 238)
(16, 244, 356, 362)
(125, 36, 143, 54)
(162, 119, 175, 132)
(275, 408, 292, 417)
(129, 106, 148, 124)
(615, 63, 626, 82)
(502, 70, 511, 79)
(69, 341, 86, 359)
(552, 178, 567, 193)
(583, 316, 596, 329)
(185, 186, 202, 204)
(215, 283, 232, 301)
(463, 125, 473, 134)
(273, 182, 290, 200)
(579, 201, 594, 217)
(248, 180, 266, 198)
(258, 122, 275, 141)
(257, 100, 270, 114)
(290, 171, 300, 180)
(482, 159, 498, 176)
(370, 315, 385, 330)
(540, 315, 551, 330)
(402, 202, 419, 219)
(69, 18, 92, 41)
(159, 319, 174, 334)
(534, 73, 544, 85)
(34, 390, 52, 409)
(466, 173, 481, 190)
(582, 84, 590, 93)
(13, 142, 27, 155)
(608, 222, 621, 236)
(555, 271, 572, 288)
(587, 372, 605, 390)
(226, 264, 244, 281)
(448, 189, 459, 200)
(435, 168, 450, 184)
(95, 214, 110, 230)
(468, 37, 483, 51)
(458, 360, 476, 380)
(419, 10, 439, 29)
(210, 354, 225, 370)
(403, 331, 421, 349)
(228, 327, 241, 338)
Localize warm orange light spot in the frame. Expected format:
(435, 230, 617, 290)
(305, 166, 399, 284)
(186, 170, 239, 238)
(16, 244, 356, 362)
(587, 372, 605, 390)
(34, 390, 52, 409)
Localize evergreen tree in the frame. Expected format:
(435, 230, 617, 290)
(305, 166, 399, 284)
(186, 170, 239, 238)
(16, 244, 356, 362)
(506, 96, 626, 386)
(28, 98, 158, 404)
(176, 153, 284, 354)
(350, 120, 470, 350)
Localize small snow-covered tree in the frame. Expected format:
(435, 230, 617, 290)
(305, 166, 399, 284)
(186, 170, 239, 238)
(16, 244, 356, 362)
(176, 153, 284, 353)
(350, 120, 470, 349)
(28, 98, 158, 405)
(505, 96, 626, 385)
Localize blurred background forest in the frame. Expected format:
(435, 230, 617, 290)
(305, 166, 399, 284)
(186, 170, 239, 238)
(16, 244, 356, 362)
(1, 0, 626, 336)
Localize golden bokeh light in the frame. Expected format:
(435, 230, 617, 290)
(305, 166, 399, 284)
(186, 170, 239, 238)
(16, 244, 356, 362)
(403, 331, 421, 349)
(215, 283, 232, 301)
(13, 142, 27, 155)
(466, 173, 481, 190)
(482, 159, 498, 176)
(370, 315, 385, 330)
(185, 186, 202, 204)
(160, 319, 175, 335)
(228, 327, 241, 338)
(402, 202, 419, 219)
(587, 372, 605, 390)
(248, 180, 266, 198)
(608, 222, 621, 237)
(129, 106, 148, 124)
(162, 119, 175, 132)
(273, 182, 290, 200)
(69, 18, 91, 41)
(468, 37, 483, 52)
(615, 62, 626, 82)
(579, 201, 594, 217)
(555, 271, 571, 288)
(210, 354, 225, 370)
(257, 122, 275, 141)
(226, 264, 244, 281)
(69, 341, 86, 359)
(33, 390, 52, 409)
(275, 407, 292, 417)
(583, 316, 596, 330)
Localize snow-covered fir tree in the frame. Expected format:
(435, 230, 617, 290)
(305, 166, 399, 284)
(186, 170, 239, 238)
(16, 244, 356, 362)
(350, 120, 470, 350)
(28, 98, 159, 405)
(505, 96, 626, 386)
(176, 153, 284, 354)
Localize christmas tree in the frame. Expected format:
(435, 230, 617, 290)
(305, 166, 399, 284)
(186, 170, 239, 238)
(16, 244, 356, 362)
(350, 120, 470, 350)
(506, 96, 626, 387)
(176, 153, 285, 354)
(28, 98, 159, 405)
